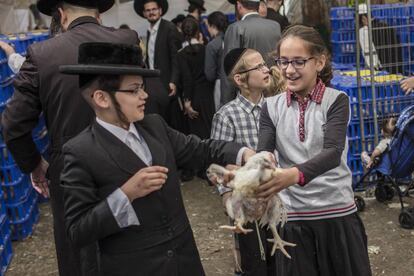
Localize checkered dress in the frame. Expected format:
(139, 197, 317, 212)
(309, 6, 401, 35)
(211, 93, 265, 150)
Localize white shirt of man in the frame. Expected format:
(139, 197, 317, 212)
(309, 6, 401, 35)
(147, 18, 161, 70)
(359, 26, 381, 69)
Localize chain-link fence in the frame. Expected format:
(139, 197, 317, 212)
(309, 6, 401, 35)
(330, 1, 414, 188)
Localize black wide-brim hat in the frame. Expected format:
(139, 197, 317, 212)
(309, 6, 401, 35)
(188, 0, 206, 12)
(227, 0, 260, 4)
(59, 42, 160, 87)
(37, 0, 115, 16)
(134, 0, 169, 18)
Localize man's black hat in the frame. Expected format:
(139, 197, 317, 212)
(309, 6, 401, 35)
(59, 42, 160, 87)
(134, 0, 169, 18)
(224, 48, 248, 76)
(188, 0, 206, 12)
(37, 0, 114, 16)
(227, 0, 261, 4)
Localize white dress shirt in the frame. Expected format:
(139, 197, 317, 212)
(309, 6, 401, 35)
(241, 11, 259, 21)
(8, 53, 26, 74)
(97, 117, 153, 228)
(147, 19, 161, 70)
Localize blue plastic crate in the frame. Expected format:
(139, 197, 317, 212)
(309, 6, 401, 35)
(347, 153, 363, 176)
(0, 195, 5, 219)
(1, 173, 31, 204)
(0, 61, 12, 84)
(7, 36, 34, 56)
(6, 187, 36, 223)
(0, 215, 10, 246)
(9, 197, 39, 241)
(0, 77, 14, 105)
(331, 17, 355, 31)
(0, 143, 15, 168)
(348, 135, 377, 156)
(32, 114, 47, 138)
(332, 62, 355, 71)
(330, 7, 354, 18)
(331, 30, 356, 42)
(334, 76, 414, 119)
(332, 40, 357, 55)
(27, 32, 49, 42)
(0, 218, 13, 276)
(34, 132, 49, 153)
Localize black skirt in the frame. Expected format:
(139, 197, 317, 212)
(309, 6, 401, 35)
(275, 212, 372, 276)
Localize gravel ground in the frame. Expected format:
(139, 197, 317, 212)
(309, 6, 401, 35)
(5, 178, 414, 276)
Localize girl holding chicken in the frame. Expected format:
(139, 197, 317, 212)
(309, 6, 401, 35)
(256, 25, 372, 276)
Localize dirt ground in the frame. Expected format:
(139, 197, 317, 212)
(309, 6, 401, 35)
(5, 178, 414, 276)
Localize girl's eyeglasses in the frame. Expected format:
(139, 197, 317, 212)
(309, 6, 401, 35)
(237, 62, 269, 74)
(275, 57, 314, 70)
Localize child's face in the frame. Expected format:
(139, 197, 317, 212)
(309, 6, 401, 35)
(114, 75, 148, 123)
(279, 36, 326, 96)
(243, 52, 270, 90)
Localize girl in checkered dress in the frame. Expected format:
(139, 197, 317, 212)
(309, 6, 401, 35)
(256, 25, 372, 276)
(211, 48, 284, 276)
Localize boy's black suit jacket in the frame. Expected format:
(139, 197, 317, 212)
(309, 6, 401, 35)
(61, 114, 241, 275)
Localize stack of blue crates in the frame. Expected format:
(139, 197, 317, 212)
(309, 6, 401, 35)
(0, 32, 50, 276)
(330, 3, 414, 71)
(332, 71, 414, 189)
(0, 194, 12, 275)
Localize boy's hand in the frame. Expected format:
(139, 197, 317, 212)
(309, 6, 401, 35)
(121, 166, 169, 202)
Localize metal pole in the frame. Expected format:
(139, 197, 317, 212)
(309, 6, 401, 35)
(355, 0, 366, 152)
(366, 0, 379, 145)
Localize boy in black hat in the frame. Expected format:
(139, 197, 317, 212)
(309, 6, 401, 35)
(59, 42, 253, 275)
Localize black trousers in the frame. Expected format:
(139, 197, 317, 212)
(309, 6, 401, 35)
(49, 156, 99, 276)
(237, 222, 276, 276)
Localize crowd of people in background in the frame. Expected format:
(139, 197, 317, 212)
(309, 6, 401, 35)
(1, 0, 414, 276)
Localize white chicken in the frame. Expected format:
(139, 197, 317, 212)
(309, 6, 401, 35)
(207, 151, 296, 258)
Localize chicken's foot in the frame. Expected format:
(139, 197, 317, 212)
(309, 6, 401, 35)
(267, 224, 296, 258)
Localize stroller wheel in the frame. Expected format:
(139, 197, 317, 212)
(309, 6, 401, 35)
(399, 208, 414, 229)
(375, 185, 394, 202)
(354, 195, 366, 212)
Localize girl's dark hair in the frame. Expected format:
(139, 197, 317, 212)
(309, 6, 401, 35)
(207, 11, 228, 33)
(182, 17, 200, 41)
(275, 24, 333, 85)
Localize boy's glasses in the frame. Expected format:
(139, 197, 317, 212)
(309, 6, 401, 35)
(275, 57, 314, 70)
(237, 62, 269, 74)
(114, 83, 145, 95)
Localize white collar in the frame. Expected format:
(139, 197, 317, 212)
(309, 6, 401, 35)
(96, 117, 142, 144)
(182, 38, 202, 48)
(148, 18, 161, 33)
(241, 12, 259, 21)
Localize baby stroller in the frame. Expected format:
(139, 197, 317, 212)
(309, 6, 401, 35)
(354, 105, 414, 229)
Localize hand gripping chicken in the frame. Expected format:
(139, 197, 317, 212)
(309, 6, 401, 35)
(207, 152, 296, 258)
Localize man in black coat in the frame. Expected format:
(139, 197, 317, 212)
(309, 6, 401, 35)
(134, 0, 182, 127)
(1, 1, 140, 275)
(59, 42, 254, 275)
